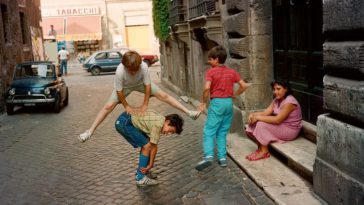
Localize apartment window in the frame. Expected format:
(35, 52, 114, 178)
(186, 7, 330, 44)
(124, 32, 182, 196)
(20, 12, 27, 44)
(1, 4, 8, 43)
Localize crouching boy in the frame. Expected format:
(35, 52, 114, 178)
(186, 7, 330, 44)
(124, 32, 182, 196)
(115, 109, 184, 186)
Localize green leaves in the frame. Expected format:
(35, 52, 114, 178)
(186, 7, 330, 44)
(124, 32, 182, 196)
(152, 0, 170, 41)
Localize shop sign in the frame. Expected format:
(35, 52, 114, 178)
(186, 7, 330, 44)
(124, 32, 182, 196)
(42, 7, 99, 17)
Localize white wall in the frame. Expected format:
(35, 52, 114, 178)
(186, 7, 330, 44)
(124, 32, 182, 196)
(105, 1, 159, 55)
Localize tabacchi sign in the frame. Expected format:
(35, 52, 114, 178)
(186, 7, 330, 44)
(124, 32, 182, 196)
(42, 7, 100, 17)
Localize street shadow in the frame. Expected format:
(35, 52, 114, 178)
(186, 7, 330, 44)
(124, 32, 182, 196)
(10, 104, 67, 115)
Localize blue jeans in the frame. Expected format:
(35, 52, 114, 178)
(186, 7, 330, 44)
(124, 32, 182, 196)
(60, 60, 68, 75)
(203, 98, 233, 160)
(115, 112, 149, 148)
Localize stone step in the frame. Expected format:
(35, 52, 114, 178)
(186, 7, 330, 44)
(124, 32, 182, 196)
(270, 137, 316, 182)
(301, 121, 317, 143)
(227, 133, 327, 205)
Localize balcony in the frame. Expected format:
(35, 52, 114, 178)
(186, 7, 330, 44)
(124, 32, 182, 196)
(169, 0, 186, 25)
(189, 0, 216, 19)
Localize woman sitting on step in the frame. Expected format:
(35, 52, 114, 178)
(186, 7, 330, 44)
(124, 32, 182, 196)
(245, 79, 302, 161)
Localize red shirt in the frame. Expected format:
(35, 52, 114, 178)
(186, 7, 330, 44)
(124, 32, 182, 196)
(205, 65, 241, 98)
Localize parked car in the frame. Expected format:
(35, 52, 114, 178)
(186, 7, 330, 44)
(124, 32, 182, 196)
(5, 61, 68, 115)
(82, 49, 159, 76)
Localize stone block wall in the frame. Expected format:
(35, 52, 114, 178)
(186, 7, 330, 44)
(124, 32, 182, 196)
(160, 0, 273, 126)
(223, 0, 273, 122)
(314, 0, 364, 204)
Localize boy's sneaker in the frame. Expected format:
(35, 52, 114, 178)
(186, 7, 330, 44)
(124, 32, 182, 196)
(188, 110, 201, 120)
(218, 159, 227, 167)
(195, 160, 212, 171)
(146, 171, 158, 179)
(78, 130, 92, 142)
(136, 176, 159, 187)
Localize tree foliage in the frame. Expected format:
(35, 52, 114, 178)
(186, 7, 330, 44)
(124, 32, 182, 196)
(152, 0, 170, 41)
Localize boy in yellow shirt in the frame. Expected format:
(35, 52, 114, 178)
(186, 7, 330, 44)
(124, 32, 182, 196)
(115, 109, 184, 186)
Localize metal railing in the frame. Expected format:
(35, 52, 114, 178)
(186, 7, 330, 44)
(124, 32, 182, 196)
(169, 0, 186, 25)
(189, 0, 216, 19)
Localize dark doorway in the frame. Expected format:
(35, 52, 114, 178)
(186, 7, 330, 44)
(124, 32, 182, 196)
(273, 0, 324, 124)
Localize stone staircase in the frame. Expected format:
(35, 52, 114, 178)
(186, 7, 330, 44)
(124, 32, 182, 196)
(269, 121, 317, 183)
(227, 106, 327, 205)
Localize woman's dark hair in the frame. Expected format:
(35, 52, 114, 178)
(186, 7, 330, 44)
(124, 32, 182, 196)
(270, 79, 293, 98)
(165, 114, 184, 134)
(207, 45, 227, 64)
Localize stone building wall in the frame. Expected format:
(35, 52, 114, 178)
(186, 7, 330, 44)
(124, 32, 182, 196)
(0, 0, 43, 113)
(160, 0, 273, 123)
(223, 0, 273, 121)
(313, 0, 364, 204)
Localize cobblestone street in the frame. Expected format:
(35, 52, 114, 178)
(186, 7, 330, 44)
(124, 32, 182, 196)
(0, 64, 273, 205)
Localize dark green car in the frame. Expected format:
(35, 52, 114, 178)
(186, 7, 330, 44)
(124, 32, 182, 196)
(5, 61, 69, 115)
(82, 50, 123, 76)
(83, 49, 159, 75)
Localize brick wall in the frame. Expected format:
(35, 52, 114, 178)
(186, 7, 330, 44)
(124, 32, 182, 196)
(0, 0, 43, 113)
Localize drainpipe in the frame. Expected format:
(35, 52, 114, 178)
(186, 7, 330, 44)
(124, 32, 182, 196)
(103, 0, 111, 49)
(187, 0, 194, 99)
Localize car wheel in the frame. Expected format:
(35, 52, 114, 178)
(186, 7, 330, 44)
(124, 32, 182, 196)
(6, 104, 14, 115)
(63, 87, 69, 106)
(53, 94, 61, 113)
(91, 66, 101, 76)
(143, 60, 151, 67)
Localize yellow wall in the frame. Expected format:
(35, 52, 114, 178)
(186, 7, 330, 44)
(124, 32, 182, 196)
(125, 26, 149, 52)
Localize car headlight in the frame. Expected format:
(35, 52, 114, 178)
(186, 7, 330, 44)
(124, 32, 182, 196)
(9, 88, 15, 95)
(44, 88, 50, 95)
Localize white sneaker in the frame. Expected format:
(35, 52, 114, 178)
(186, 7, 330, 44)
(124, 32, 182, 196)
(146, 171, 158, 179)
(188, 110, 201, 120)
(136, 176, 159, 187)
(78, 130, 92, 142)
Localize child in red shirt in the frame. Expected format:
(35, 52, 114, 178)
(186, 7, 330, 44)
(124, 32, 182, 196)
(196, 45, 249, 171)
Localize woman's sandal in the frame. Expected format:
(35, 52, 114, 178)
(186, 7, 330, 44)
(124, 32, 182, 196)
(245, 149, 260, 160)
(247, 152, 270, 161)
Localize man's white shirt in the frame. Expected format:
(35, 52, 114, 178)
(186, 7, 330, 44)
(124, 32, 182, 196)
(58, 50, 69, 60)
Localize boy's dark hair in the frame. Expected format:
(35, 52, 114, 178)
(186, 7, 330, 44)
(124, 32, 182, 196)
(207, 45, 227, 64)
(122, 50, 142, 71)
(270, 79, 293, 98)
(165, 114, 184, 134)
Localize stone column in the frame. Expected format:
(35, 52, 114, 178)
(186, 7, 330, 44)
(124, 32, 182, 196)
(313, 0, 364, 204)
(223, 0, 273, 127)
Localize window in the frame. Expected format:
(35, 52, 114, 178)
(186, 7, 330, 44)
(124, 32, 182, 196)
(1, 4, 8, 43)
(108, 52, 121, 59)
(19, 12, 27, 44)
(15, 64, 53, 78)
(95, 52, 107, 59)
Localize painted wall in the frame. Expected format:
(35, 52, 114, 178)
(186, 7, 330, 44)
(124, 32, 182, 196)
(105, 0, 159, 55)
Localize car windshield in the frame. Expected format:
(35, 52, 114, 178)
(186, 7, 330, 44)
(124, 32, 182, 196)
(15, 64, 54, 79)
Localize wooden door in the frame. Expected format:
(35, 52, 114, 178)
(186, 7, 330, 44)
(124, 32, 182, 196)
(273, 0, 324, 124)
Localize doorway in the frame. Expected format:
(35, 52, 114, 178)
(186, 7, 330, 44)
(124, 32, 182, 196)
(273, 0, 325, 124)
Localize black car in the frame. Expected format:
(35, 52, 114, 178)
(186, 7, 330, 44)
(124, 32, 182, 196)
(5, 61, 68, 115)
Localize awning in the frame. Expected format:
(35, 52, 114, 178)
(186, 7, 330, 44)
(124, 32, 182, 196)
(60, 15, 102, 41)
(41, 17, 65, 40)
(41, 16, 102, 41)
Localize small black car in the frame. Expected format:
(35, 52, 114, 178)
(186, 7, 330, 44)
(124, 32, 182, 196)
(5, 61, 68, 115)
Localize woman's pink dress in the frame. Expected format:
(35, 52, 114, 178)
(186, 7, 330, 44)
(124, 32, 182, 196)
(246, 95, 302, 146)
